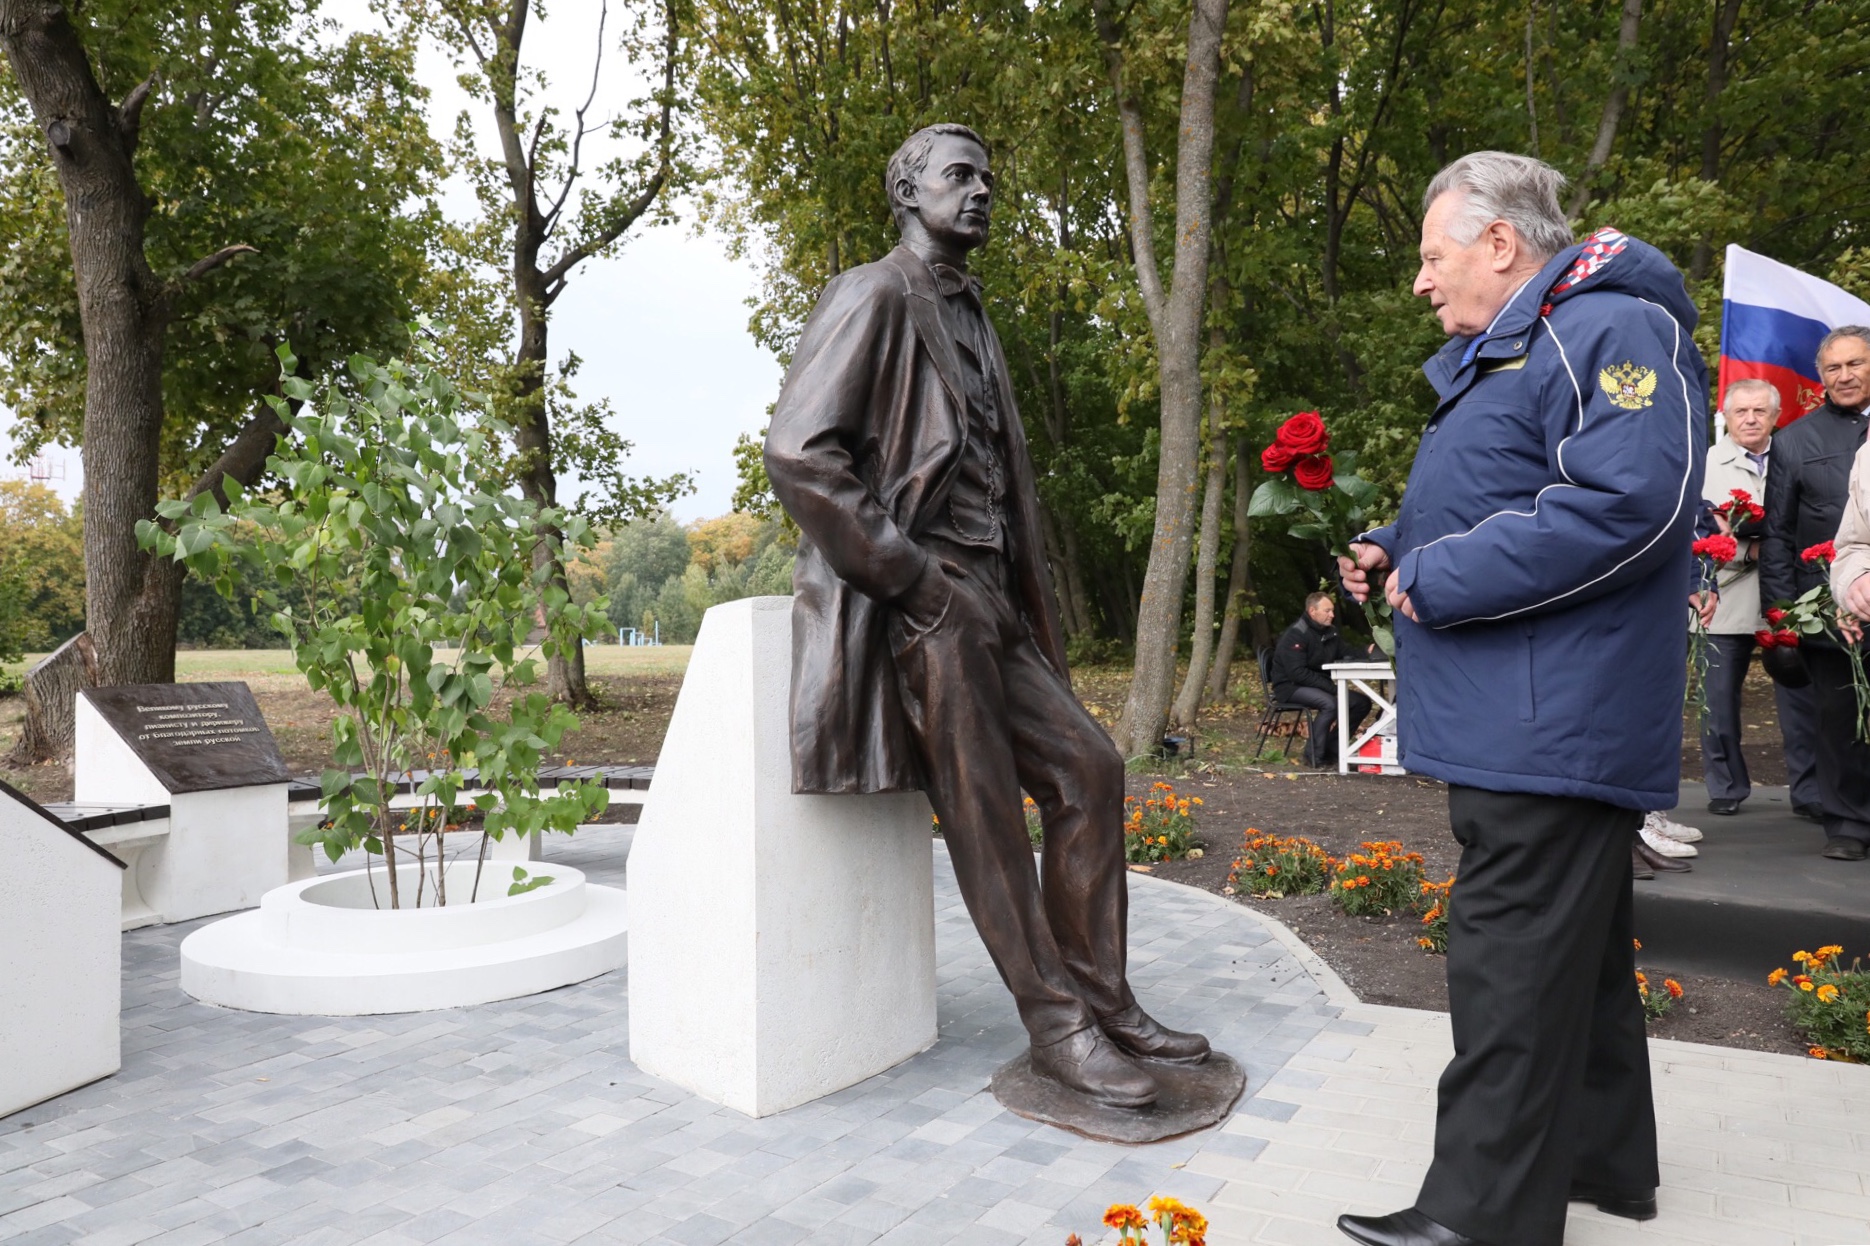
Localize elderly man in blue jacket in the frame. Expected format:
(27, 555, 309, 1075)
(1334, 153, 1706, 1246)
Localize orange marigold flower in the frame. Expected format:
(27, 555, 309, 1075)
(1793, 950, 1812, 964)
(1817, 984, 1841, 1003)
(1768, 968, 1788, 986)
(1809, 1046, 1829, 1060)
(1797, 978, 1816, 992)
(1665, 979, 1683, 999)
(1815, 944, 1844, 963)
(1104, 1205, 1147, 1231)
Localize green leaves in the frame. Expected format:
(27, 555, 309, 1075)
(145, 337, 610, 901)
(1247, 475, 1302, 519)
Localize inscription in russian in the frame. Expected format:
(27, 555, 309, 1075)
(81, 682, 291, 793)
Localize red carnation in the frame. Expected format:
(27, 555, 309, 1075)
(1261, 442, 1297, 473)
(1765, 606, 1787, 624)
(1775, 628, 1801, 647)
(1692, 534, 1738, 564)
(1292, 454, 1336, 492)
(1801, 541, 1836, 564)
(1730, 489, 1753, 503)
(1275, 410, 1330, 456)
(1755, 629, 1778, 648)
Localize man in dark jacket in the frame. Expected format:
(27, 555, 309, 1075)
(1759, 326, 1870, 861)
(1271, 592, 1372, 768)
(1335, 153, 1704, 1246)
(764, 124, 1208, 1111)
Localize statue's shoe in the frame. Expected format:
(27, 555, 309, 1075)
(1029, 1026, 1159, 1108)
(1099, 1004, 1212, 1065)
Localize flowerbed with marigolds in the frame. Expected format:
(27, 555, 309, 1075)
(1415, 876, 1453, 952)
(1124, 782, 1203, 864)
(1329, 841, 1426, 916)
(1228, 831, 1334, 898)
(1768, 945, 1870, 1062)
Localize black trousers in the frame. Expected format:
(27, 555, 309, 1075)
(1700, 632, 1821, 805)
(1801, 646, 1870, 844)
(1415, 787, 1657, 1246)
(1284, 685, 1372, 766)
(888, 541, 1134, 1046)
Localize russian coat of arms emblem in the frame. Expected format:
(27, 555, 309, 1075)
(1597, 361, 1658, 410)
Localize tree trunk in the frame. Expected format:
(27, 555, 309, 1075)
(1039, 504, 1094, 639)
(1566, 0, 1643, 218)
(8, 632, 96, 763)
(0, 1, 177, 689)
(512, 271, 592, 707)
(1095, 0, 1230, 758)
(1207, 437, 1257, 702)
(1690, 0, 1743, 282)
(1170, 385, 1229, 729)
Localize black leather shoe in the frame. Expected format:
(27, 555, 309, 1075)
(1822, 837, 1869, 861)
(1634, 839, 1692, 872)
(1569, 1180, 1658, 1221)
(1793, 803, 1826, 823)
(1099, 1004, 1211, 1065)
(1630, 843, 1655, 880)
(1336, 1207, 1493, 1246)
(1706, 798, 1741, 815)
(1029, 1026, 1158, 1107)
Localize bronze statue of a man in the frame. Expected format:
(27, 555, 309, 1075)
(764, 123, 1209, 1108)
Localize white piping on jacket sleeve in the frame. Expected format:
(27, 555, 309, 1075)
(1415, 301, 1696, 628)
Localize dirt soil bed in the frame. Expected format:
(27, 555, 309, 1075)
(1, 648, 1810, 1055)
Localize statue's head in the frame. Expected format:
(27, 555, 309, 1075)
(886, 123, 992, 254)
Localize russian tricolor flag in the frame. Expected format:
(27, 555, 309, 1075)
(1720, 244, 1870, 426)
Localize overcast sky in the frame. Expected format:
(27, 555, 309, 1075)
(0, 0, 780, 522)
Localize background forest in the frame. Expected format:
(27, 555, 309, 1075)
(3, 0, 1868, 740)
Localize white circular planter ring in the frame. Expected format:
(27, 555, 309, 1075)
(179, 861, 627, 1015)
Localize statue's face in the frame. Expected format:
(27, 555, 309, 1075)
(902, 133, 993, 252)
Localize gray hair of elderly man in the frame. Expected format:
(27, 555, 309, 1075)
(1422, 152, 1575, 263)
(1816, 325, 1870, 372)
(1722, 377, 1781, 416)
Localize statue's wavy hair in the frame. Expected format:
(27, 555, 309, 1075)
(886, 123, 988, 232)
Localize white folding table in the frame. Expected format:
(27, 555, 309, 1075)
(1322, 660, 1403, 775)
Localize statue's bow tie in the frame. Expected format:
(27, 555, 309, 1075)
(929, 263, 984, 302)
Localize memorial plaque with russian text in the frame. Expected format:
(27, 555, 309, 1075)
(81, 682, 291, 793)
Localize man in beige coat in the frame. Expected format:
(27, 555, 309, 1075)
(1698, 379, 1822, 818)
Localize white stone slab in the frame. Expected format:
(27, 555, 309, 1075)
(628, 595, 938, 1118)
(75, 692, 297, 923)
(0, 782, 123, 1117)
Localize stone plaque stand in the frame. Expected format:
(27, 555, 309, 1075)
(0, 779, 123, 1115)
(75, 683, 302, 925)
(629, 596, 938, 1117)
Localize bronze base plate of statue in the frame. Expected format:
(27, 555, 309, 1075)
(991, 1050, 1247, 1144)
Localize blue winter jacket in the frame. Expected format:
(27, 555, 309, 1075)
(1361, 232, 1708, 810)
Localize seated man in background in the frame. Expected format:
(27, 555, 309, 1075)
(1272, 592, 1372, 769)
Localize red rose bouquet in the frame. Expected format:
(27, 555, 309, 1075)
(1251, 409, 1392, 653)
(1769, 542, 1870, 740)
(1687, 533, 1739, 722)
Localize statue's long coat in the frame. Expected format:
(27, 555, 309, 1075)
(763, 245, 1069, 794)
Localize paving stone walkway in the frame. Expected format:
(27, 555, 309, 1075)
(1190, 1004, 1870, 1246)
(7, 827, 1867, 1246)
(0, 828, 1343, 1246)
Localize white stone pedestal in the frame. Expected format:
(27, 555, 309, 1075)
(628, 596, 937, 1117)
(0, 781, 122, 1116)
(75, 692, 296, 925)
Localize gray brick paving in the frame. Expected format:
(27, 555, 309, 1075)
(1, 828, 1339, 1246)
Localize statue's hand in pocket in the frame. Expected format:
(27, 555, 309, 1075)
(897, 558, 960, 637)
